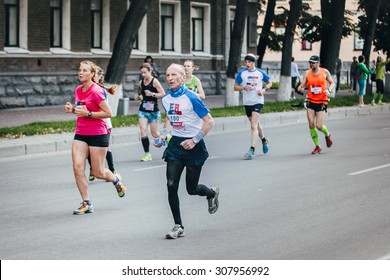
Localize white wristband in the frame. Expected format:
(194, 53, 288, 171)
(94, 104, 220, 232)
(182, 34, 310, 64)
(192, 131, 205, 144)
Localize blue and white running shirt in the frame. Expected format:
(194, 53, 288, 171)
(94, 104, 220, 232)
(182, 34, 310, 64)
(162, 85, 209, 137)
(235, 67, 270, 105)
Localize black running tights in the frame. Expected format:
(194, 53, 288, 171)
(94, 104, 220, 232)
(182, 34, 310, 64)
(166, 160, 214, 226)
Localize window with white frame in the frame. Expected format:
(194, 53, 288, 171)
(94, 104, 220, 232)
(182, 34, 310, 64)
(50, 0, 62, 47)
(191, 6, 204, 51)
(91, 0, 102, 48)
(161, 3, 174, 51)
(4, 0, 19, 47)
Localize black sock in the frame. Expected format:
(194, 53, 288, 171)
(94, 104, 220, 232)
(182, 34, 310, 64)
(141, 137, 150, 153)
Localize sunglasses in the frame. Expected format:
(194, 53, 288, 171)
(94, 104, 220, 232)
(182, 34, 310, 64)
(309, 61, 318, 64)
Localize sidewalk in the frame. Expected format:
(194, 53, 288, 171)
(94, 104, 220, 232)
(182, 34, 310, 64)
(1, 91, 389, 158)
(0, 90, 354, 128)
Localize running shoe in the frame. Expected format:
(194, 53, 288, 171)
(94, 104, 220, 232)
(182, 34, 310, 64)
(371, 101, 376, 106)
(113, 171, 122, 181)
(88, 168, 95, 181)
(311, 146, 322, 154)
(325, 134, 333, 148)
(115, 181, 126, 198)
(378, 101, 386, 105)
(244, 149, 255, 159)
(166, 224, 185, 239)
(262, 138, 269, 154)
(140, 153, 152, 162)
(208, 186, 220, 214)
(73, 202, 94, 215)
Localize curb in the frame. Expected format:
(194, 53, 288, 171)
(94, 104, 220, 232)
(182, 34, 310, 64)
(0, 105, 389, 159)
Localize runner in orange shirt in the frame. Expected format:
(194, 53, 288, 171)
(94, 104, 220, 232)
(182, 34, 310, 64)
(298, 55, 335, 154)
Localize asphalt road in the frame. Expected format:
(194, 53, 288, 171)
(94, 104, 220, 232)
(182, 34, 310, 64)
(1, 114, 390, 260)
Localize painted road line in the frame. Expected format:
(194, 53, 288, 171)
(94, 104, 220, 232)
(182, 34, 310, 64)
(348, 163, 390, 176)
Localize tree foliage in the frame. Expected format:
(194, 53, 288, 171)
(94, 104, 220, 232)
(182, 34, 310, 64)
(357, 0, 390, 59)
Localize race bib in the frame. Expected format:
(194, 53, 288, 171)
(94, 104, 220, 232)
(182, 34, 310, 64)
(310, 86, 322, 94)
(169, 114, 184, 129)
(142, 101, 155, 111)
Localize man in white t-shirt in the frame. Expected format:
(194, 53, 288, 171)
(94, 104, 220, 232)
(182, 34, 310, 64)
(234, 53, 272, 159)
(291, 57, 300, 99)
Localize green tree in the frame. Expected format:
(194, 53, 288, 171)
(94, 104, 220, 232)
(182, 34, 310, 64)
(357, 0, 383, 67)
(358, 0, 390, 64)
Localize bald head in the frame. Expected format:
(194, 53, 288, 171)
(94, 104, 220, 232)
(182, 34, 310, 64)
(166, 63, 186, 90)
(167, 63, 185, 77)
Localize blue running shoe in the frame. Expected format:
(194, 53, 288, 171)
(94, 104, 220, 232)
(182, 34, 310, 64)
(244, 149, 255, 159)
(262, 138, 269, 154)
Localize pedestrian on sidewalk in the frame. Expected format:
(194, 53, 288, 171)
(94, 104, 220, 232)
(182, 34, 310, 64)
(298, 55, 334, 154)
(350, 56, 358, 93)
(371, 55, 390, 106)
(291, 57, 300, 99)
(64, 60, 126, 215)
(87, 65, 121, 182)
(144, 55, 160, 78)
(184, 60, 206, 100)
(155, 63, 219, 239)
(335, 58, 342, 92)
(233, 53, 271, 159)
(356, 55, 375, 108)
(134, 63, 166, 162)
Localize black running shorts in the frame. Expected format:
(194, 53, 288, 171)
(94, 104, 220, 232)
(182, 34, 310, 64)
(74, 134, 110, 147)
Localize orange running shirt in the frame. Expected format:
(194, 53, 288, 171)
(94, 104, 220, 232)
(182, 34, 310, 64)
(307, 68, 328, 105)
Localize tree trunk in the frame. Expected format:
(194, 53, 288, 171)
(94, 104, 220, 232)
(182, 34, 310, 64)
(105, 0, 152, 84)
(319, 0, 346, 75)
(362, 0, 382, 68)
(276, 0, 302, 101)
(226, 0, 248, 107)
(257, 0, 276, 68)
(104, 0, 152, 115)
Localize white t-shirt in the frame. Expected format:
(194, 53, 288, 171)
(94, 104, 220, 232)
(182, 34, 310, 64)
(235, 67, 270, 105)
(162, 85, 209, 138)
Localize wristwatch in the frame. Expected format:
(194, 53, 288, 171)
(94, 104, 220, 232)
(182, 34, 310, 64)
(153, 93, 156, 97)
(87, 111, 92, 118)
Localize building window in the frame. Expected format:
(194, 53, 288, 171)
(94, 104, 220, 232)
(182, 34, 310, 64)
(4, 0, 19, 47)
(161, 4, 174, 51)
(230, 9, 235, 36)
(133, 34, 139, 50)
(50, 0, 62, 47)
(91, 0, 102, 48)
(302, 40, 312, 50)
(301, 29, 312, 50)
(247, 16, 257, 47)
(354, 32, 364, 50)
(191, 6, 204, 51)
